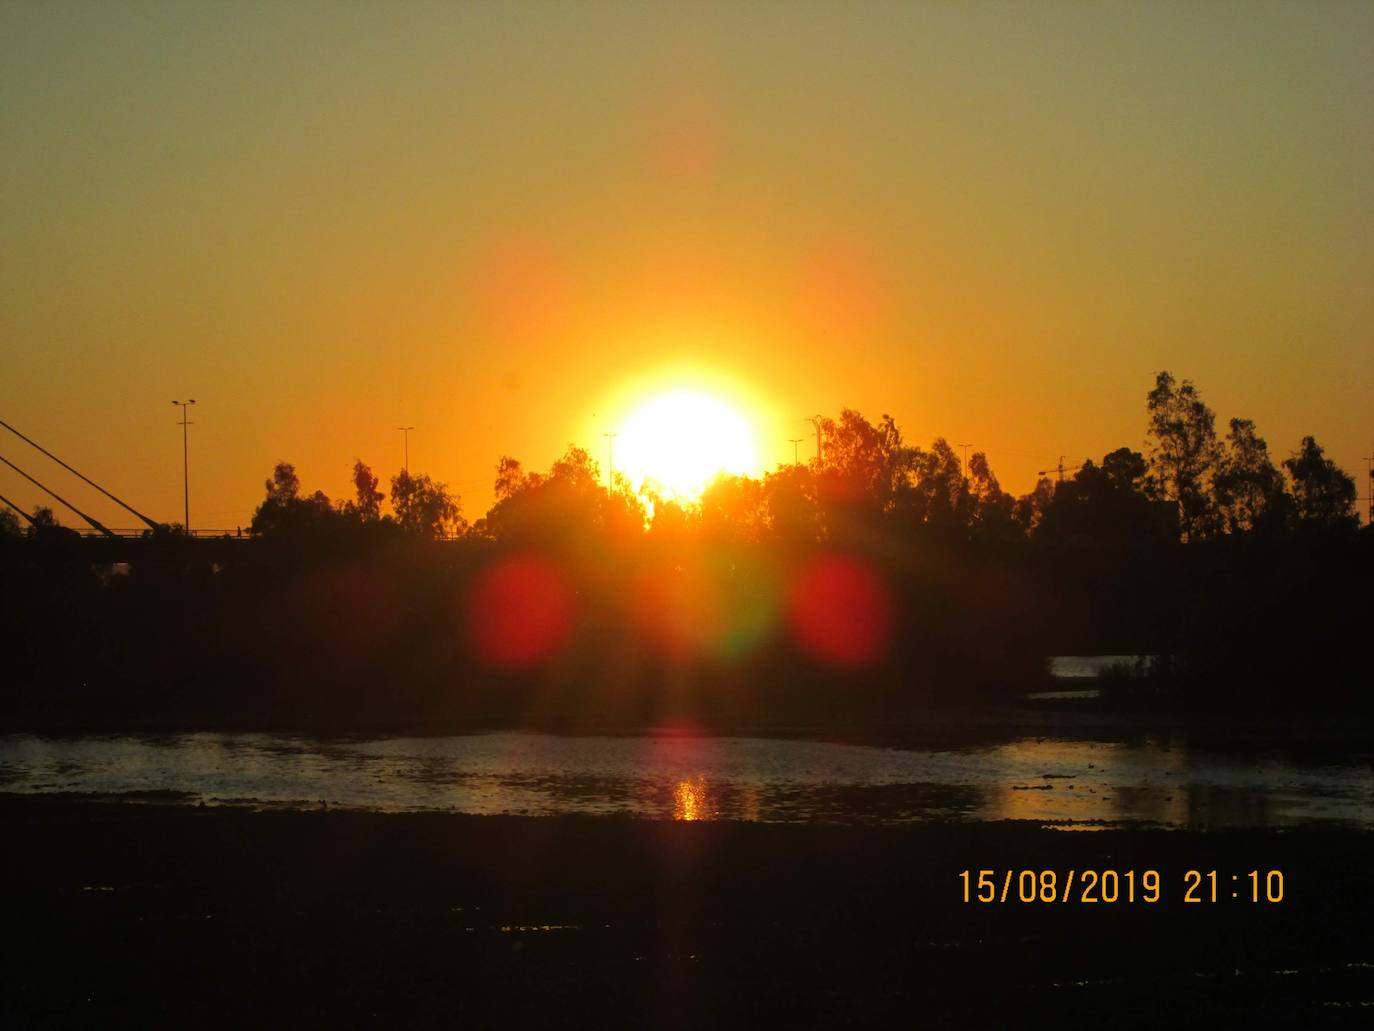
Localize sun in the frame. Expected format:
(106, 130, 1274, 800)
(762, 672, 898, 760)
(615, 390, 760, 501)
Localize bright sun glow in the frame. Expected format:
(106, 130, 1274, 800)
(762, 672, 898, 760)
(615, 390, 760, 500)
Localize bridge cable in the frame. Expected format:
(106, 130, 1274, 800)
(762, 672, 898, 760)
(0, 417, 163, 530)
(0, 492, 37, 526)
(0, 453, 115, 536)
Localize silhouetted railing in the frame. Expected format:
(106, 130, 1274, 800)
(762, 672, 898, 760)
(67, 528, 251, 539)
(61, 527, 469, 540)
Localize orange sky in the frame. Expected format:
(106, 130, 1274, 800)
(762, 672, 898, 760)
(2, 2, 1371, 529)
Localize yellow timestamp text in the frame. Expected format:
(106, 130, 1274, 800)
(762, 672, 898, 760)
(958, 869, 1285, 904)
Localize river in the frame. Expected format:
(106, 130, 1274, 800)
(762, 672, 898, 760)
(3, 730, 1371, 829)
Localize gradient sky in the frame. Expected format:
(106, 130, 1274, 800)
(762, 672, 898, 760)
(2, 1, 1371, 529)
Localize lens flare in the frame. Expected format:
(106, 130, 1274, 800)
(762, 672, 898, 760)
(786, 554, 894, 668)
(633, 553, 780, 662)
(635, 563, 723, 660)
(466, 554, 575, 669)
(467, 235, 570, 344)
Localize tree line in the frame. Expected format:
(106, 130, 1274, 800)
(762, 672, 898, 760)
(0, 370, 1367, 733)
(175, 370, 1356, 550)
(0, 370, 1356, 546)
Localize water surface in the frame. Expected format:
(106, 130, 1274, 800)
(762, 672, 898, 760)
(1047, 655, 1153, 678)
(3, 731, 1371, 829)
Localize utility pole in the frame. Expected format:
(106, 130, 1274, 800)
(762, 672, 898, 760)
(172, 400, 195, 532)
(603, 432, 618, 490)
(789, 438, 805, 466)
(806, 416, 824, 469)
(398, 426, 414, 474)
(1364, 450, 1373, 527)
(959, 443, 974, 477)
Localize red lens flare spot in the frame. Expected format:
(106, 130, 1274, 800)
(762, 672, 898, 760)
(795, 240, 889, 344)
(786, 555, 894, 668)
(467, 236, 570, 344)
(467, 554, 574, 670)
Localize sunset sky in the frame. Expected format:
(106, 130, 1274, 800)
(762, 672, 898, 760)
(2, 1, 1371, 529)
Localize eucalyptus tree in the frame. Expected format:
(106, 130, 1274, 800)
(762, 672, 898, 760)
(1145, 371, 1220, 541)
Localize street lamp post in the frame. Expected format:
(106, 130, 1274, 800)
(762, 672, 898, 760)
(603, 432, 618, 490)
(398, 426, 415, 474)
(789, 438, 805, 466)
(806, 416, 825, 469)
(172, 400, 196, 532)
(959, 443, 975, 477)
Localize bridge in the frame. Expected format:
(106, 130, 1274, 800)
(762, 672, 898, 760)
(64, 528, 248, 539)
(2, 418, 468, 551)
(0, 416, 206, 540)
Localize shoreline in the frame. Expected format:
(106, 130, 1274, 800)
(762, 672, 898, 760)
(6, 701, 1374, 749)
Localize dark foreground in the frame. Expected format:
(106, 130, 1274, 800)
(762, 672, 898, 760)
(5, 798, 1374, 1028)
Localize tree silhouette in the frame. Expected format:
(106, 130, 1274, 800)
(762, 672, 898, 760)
(911, 438, 965, 530)
(1213, 418, 1290, 534)
(264, 462, 301, 504)
(1034, 449, 1159, 543)
(1014, 477, 1055, 536)
(1284, 436, 1357, 531)
(3, 370, 1372, 735)
(346, 460, 385, 521)
(761, 464, 821, 545)
(646, 488, 696, 543)
(493, 456, 525, 504)
(250, 462, 332, 536)
(1101, 447, 1149, 491)
(480, 446, 649, 544)
(1146, 371, 1220, 541)
(814, 410, 915, 515)
(700, 474, 768, 544)
(967, 451, 1016, 541)
(389, 470, 464, 539)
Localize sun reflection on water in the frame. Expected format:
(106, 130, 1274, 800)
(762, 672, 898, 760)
(673, 776, 711, 821)
(4, 733, 1371, 830)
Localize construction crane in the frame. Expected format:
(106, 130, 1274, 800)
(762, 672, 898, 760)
(1037, 457, 1085, 482)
